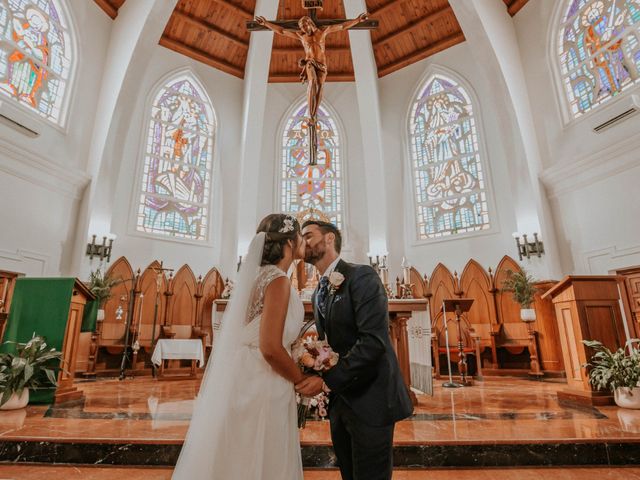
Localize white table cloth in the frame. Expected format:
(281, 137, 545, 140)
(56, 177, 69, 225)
(151, 339, 205, 367)
(407, 310, 433, 395)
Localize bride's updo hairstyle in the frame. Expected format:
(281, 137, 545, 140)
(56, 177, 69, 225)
(256, 213, 301, 266)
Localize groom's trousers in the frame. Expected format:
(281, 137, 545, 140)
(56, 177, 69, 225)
(329, 396, 395, 480)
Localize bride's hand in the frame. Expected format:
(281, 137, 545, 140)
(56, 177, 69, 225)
(295, 375, 324, 396)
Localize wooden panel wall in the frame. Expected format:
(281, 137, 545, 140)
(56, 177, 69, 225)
(415, 256, 564, 376)
(87, 257, 225, 375)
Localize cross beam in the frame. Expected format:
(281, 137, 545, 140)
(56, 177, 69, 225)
(247, 10, 378, 31)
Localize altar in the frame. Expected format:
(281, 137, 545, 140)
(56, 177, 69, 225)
(213, 298, 429, 404)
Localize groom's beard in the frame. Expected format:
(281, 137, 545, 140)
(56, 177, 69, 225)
(304, 244, 326, 265)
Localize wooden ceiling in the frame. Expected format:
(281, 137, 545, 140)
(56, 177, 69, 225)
(94, 0, 126, 19)
(94, 0, 530, 81)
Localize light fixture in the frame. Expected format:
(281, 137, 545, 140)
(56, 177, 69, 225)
(512, 232, 544, 261)
(86, 234, 116, 262)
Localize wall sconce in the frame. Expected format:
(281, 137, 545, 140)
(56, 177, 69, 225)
(512, 232, 544, 261)
(237, 255, 243, 272)
(86, 234, 115, 262)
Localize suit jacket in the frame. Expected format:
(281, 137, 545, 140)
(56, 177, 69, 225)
(312, 260, 413, 427)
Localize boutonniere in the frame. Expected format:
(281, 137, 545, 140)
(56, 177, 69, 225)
(328, 271, 345, 294)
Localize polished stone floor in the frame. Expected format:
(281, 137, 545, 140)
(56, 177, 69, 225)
(0, 466, 639, 479)
(0, 376, 638, 445)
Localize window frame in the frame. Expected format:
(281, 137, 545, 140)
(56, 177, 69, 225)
(128, 68, 218, 247)
(548, 0, 640, 126)
(274, 96, 350, 243)
(405, 65, 498, 246)
(0, 0, 79, 131)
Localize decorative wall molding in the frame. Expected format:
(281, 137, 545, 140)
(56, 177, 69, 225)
(0, 248, 50, 276)
(540, 132, 640, 199)
(0, 137, 90, 199)
(582, 243, 640, 275)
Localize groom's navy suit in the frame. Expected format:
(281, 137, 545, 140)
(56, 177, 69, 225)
(312, 260, 413, 480)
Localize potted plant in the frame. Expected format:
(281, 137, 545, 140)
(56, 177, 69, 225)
(583, 339, 640, 409)
(0, 335, 62, 410)
(501, 268, 538, 321)
(87, 269, 120, 321)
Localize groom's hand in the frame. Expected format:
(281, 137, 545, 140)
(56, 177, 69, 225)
(295, 376, 324, 396)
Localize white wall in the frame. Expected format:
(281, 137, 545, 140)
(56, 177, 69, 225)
(379, 42, 520, 279)
(516, 0, 640, 274)
(109, 45, 244, 279)
(0, 0, 110, 276)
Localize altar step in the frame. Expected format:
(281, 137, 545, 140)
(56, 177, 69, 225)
(1, 465, 640, 480)
(1, 438, 639, 468)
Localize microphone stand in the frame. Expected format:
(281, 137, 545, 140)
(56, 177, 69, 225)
(119, 275, 138, 381)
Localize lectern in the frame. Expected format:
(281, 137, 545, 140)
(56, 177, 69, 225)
(542, 275, 627, 406)
(2, 278, 94, 404)
(440, 299, 474, 387)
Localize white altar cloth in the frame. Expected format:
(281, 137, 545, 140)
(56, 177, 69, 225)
(151, 339, 204, 367)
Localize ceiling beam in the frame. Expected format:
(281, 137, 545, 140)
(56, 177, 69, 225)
(173, 9, 249, 48)
(373, 4, 452, 47)
(377, 31, 465, 77)
(213, 0, 253, 19)
(507, 0, 529, 16)
(369, 0, 402, 17)
(159, 36, 244, 78)
(94, 0, 118, 19)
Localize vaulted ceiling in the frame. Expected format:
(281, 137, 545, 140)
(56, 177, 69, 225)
(94, 0, 530, 81)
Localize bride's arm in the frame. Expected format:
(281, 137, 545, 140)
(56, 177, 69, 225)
(260, 276, 305, 384)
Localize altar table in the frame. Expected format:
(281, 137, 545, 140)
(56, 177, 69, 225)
(151, 339, 205, 379)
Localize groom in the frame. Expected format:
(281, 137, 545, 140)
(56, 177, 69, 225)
(296, 220, 413, 480)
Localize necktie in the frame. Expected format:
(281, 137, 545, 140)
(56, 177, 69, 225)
(317, 276, 330, 318)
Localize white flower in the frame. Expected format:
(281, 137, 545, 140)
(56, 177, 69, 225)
(279, 216, 296, 233)
(328, 271, 345, 292)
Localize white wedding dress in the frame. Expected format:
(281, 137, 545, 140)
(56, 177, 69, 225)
(173, 234, 304, 480)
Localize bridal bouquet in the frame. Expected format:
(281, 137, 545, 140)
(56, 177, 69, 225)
(292, 336, 338, 428)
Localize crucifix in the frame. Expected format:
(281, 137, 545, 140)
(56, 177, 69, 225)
(247, 0, 378, 166)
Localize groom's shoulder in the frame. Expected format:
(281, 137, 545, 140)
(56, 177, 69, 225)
(343, 262, 377, 279)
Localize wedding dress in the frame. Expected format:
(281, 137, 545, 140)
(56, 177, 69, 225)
(173, 232, 304, 480)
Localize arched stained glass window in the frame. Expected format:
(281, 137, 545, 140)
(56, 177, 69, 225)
(409, 73, 490, 240)
(0, 0, 73, 124)
(559, 0, 640, 118)
(136, 74, 215, 241)
(280, 102, 343, 229)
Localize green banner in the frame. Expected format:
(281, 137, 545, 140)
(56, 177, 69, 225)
(1, 278, 76, 404)
(81, 299, 98, 333)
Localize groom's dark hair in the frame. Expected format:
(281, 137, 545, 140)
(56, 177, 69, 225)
(301, 220, 342, 254)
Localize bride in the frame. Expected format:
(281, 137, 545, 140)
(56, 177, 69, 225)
(173, 213, 307, 479)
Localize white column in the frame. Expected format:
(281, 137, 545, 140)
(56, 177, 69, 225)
(344, 0, 389, 259)
(236, 0, 280, 257)
(450, 0, 562, 278)
(69, 0, 178, 276)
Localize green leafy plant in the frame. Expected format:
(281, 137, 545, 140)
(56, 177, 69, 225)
(501, 268, 538, 308)
(87, 269, 121, 307)
(583, 339, 640, 394)
(0, 334, 62, 406)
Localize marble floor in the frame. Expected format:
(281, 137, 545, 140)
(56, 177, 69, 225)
(0, 376, 639, 445)
(0, 466, 639, 479)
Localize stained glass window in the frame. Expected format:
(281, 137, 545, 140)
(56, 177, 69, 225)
(559, 0, 640, 118)
(0, 0, 72, 124)
(409, 74, 490, 240)
(280, 102, 343, 229)
(136, 74, 215, 241)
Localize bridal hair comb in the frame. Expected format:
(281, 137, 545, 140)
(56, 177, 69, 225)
(279, 215, 297, 233)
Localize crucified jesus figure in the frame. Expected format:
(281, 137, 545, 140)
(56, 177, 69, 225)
(255, 12, 368, 163)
